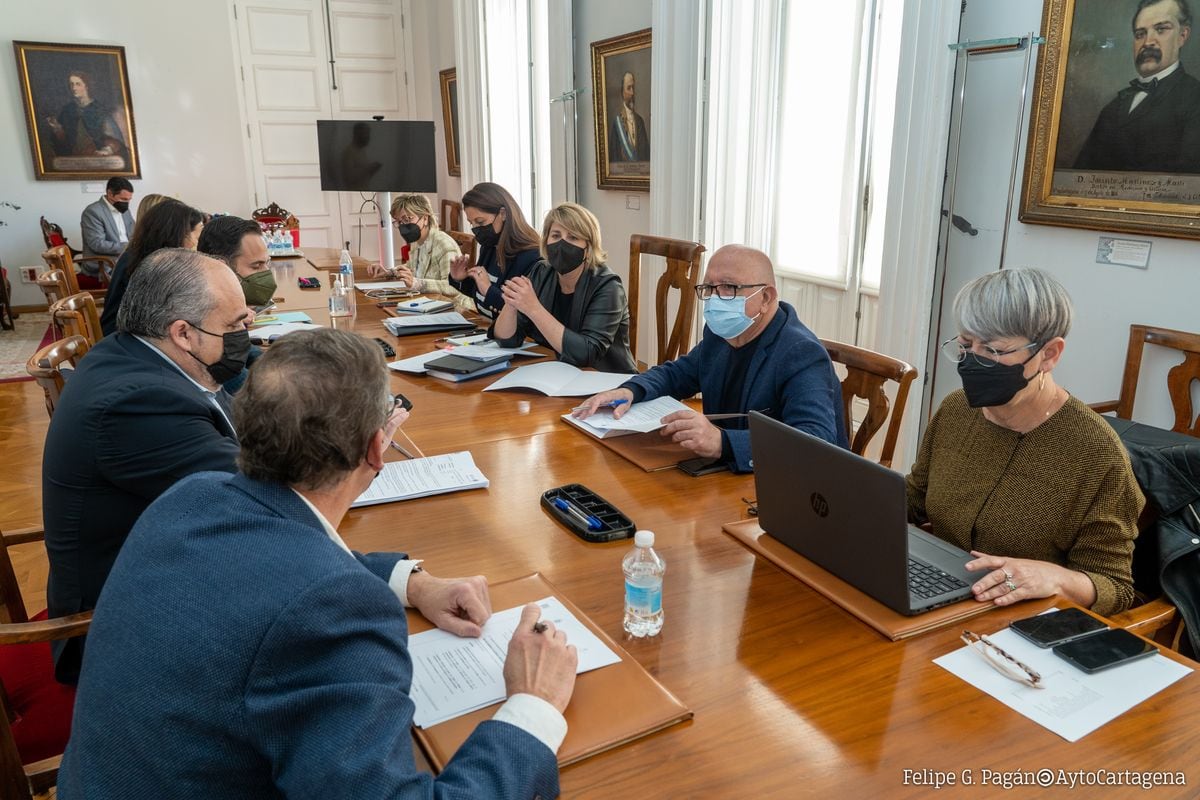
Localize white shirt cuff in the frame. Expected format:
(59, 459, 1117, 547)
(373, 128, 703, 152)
(492, 693, 568, 753)
(387, 560, 423, 607)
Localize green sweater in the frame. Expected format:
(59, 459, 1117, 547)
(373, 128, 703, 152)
(906, 390, 1143, 616)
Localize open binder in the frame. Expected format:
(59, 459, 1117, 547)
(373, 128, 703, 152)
(406, 573, 692, 769)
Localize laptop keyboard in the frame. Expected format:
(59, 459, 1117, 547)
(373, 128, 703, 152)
(907, 558, 969, 600)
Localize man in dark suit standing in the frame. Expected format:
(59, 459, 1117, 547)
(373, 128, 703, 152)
(608, 71, 650, 162)
(1074, 0, 1200, 173)
(59, 329, 578, 799)
(42, 248, 250, 682)
(79, 176, 135, 261)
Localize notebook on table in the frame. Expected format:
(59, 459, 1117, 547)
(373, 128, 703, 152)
(749, 412, 976, 616)
(407, 573, 693, 769)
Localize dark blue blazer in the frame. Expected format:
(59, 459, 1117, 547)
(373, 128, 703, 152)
(59, 473, 560, 799)
(623, 302, 847, 472)
(42, 332, 238, 681)
(447, 245, 542, 320)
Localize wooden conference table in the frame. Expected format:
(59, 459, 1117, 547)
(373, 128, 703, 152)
(258, 259, 1200, 798)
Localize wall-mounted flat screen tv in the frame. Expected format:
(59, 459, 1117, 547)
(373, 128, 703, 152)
(316, 120, 437, 192)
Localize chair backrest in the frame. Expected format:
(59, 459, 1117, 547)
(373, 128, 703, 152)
(819, 338, 918, 469)
(26, 336, 91, 418)
(440, 199, 463, 232)
(448, 230, 477, 265)
(40, 246, 81, 297)
(49, 294, 102, 346)
(1102, 324, 1200, 437)
(35, 270, 70, 309)
(627, 234, 706, 366)
(39, 216, 77, 256)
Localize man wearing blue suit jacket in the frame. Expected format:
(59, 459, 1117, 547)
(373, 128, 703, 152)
(79, 177, 135, 266)
(574, 244, 847, 472)
(42, 248, 250, 682)
(59, 328, 578, 799)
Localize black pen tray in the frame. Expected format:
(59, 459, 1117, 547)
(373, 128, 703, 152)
(541, 484, 635, 543)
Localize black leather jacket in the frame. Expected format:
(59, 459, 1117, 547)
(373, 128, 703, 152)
(494, 261, 637, 374)
(1106, 418, 1200, 658)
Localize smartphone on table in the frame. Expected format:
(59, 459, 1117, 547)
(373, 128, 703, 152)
(1009, 608, 1107, 648)
(1052, 628, 1159, 674)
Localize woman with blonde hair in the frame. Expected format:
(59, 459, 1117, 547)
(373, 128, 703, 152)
(368, 194, 460, 298)
(493, 202, 636, 373)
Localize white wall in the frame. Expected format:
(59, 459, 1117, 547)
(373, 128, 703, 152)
(409, 0, 462, 213)
(573, 0, 653, 285)
(940, 0, 1197, 430)
(0, 0, 251, 306)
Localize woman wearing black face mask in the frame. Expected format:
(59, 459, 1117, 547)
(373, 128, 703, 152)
(492, 202, 636, 374)
(446, 182, 543, 320)
(906, 268, 1142, 616)
(368, 194, 464, 305)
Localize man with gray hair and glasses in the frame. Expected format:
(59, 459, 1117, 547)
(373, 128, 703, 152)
(60, 329, 577, 799)
(42, 248, 251, 682)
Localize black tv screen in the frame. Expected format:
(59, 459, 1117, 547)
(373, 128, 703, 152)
(316, 120, 437, 192)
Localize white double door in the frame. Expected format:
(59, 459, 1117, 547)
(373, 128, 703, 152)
(231, 0, 415, 256)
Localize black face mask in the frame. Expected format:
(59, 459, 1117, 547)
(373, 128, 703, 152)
(398, 223, 422, 244)
(957, 346, 1042, 408)
(546, 240, 586, 275)
(112, 200, 130, 214)
(472, 222, 500, 248)
(189, 325, 252, 385)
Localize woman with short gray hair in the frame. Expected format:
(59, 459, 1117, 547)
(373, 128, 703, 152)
(906, 268, 1143, 616)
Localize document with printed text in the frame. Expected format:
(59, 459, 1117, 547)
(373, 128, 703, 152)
(562, 395, 691, 439)
(408, 596, 622, 728)
(351, 451, 488, 507)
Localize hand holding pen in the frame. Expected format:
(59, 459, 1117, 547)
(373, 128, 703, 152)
(571, 388, 635, 420)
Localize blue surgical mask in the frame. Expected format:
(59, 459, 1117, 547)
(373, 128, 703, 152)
(703, 287, 765, 339)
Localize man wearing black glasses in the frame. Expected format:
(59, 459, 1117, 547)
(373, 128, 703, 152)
(573, 244, 847, 472)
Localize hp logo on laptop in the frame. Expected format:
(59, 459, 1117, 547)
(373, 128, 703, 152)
(810, 492, 829, 517)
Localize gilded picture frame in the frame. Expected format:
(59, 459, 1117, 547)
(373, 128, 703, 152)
(1020, 0, 1200, 238)
(591, 28, 651, 191)
(439, 67, 461, 178)
(13, 40, 141, 181)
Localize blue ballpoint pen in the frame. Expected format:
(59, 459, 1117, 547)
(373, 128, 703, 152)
(554, 497, 603, 530)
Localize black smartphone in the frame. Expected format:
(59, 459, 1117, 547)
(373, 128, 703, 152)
(1052, 628, 1158, 674)
(677, 457, 729, 477)
(1010, 608, 1108, 648)
(393, 392, 413, 412)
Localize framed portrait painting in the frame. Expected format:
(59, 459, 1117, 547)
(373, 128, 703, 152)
(591, 28, 651, 191)
(13, 41, 141, 181)
(439, 67, 461, 177)
(1020, 0, 1200, 238)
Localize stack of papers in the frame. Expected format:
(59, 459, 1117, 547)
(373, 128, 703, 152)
(562, 396, 691, 439)
(382, 312, 475, 337)
(351, 451, 489, 508)
(483, 362, 630, 396)
(387, 342, 540, 375)
(390, 297, 455, 314)
(357, 280, 410, 293)
(408, 596, 621, 728)
(252, 311, 312, 326)
(248, 321, 321, 344)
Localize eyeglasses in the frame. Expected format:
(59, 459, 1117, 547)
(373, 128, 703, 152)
(961, 630, 1043, 689)
(941, 338, 1042, 368)
(694, 283, 768, 300)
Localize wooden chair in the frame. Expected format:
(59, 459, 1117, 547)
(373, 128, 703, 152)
(49, 293, 103, 347)
(39, 216, 80, 258)
(440, 199, 463, 232)
(0, 524, 92, 800)
(820, 339, 918, 469)
(26, 336, 91, 419)
(448, 230, 477, 265)
(1090, 324, 1200, 437)
(627, 235, 706, 366)
(40, 246, 111, 303)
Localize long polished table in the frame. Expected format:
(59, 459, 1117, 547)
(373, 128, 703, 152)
(3, 259, 1198, 798)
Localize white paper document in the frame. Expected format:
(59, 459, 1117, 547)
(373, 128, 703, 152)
(483, 361, 629, 396)
(408, 596, 622, 728)
(383, 312, 473, 331)
(350, 451, 488, 507)
(934, 623, 1192, 742)
(357, 280, 410, 292)
(563, 395, 691, 439)
(444, 342, 542, 361)
(248, 321, 322, 344)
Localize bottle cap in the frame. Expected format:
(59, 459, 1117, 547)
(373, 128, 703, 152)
(634, 530, 654, 547)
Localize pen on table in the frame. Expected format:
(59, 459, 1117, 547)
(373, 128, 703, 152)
(570, 398, 630, 412)
(553, 497, 603, 531)
(389, 440, 416, 460)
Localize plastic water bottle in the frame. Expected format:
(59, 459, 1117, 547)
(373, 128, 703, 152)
(623, 530, 664, 637)
(338, 243, 355, 309)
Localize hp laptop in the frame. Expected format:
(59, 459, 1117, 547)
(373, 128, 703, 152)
(749, 412, 975, 615)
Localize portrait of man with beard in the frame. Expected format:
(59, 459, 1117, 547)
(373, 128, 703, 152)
(1074, 0, 1200, 172)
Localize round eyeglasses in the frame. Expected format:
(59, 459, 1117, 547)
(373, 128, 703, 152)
(941, 338, 1042, 368)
